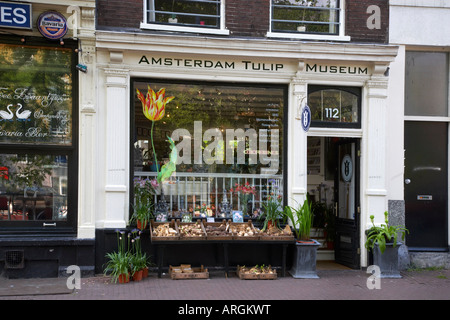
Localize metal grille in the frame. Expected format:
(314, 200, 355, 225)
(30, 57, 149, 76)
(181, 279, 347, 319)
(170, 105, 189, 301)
(5, 250, 25, 269)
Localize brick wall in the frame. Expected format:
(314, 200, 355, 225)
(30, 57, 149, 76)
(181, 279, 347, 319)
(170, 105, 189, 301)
(226, 0, 270, 37)
(97, 0, 142, 29)
(97, 0, 389, 44)
(346, 0, 389, 43)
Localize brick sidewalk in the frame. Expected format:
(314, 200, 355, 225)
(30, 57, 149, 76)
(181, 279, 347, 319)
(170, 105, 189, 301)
(2, 269, 449, 301)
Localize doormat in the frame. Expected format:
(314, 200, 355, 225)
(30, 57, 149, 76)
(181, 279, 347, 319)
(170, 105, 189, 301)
(0, 278, 73, 297)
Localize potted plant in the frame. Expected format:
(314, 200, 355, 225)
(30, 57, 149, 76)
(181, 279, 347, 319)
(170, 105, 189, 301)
(284, 196, 320, 279)
(258, 193, 283, 231)
(103, 230, 132, 283)
(365, 212, 409, 278)
(130, 177, 158, 229)
(130, 229, 151, 281)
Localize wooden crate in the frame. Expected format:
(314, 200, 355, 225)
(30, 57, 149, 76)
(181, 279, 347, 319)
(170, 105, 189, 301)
(150, 219, 179, 241)
(169, 265, 209, 279)
(203, 219, 233, 240)
(229, 220, 260, 240)
(176, 220, 207, 240)
(237, 265, 277, 280)
(259, 224, 295, 241)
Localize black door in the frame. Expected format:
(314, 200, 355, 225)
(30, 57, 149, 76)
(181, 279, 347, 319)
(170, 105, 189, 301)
(334, 139, 360, 268)
(404, 122, 448, 250)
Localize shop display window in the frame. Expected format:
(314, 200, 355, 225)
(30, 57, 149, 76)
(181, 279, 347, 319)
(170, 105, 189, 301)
(0, 40, 77, 230)
(132, 80, 286, 219)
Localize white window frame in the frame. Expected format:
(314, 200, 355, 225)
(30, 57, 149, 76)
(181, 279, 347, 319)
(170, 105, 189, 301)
(267, 0, 350, 41)
(140, 0, 230, 35)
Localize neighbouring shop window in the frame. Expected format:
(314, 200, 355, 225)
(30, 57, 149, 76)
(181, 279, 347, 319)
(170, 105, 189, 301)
(0, 45, 72, 144)
(271, 0, 341, 35)
(405, 51, 449, 117)
(0, 153, 68, 222)
(0, 40, 77, 230)
(308, 85, 361, 128)
(132, 80, 286, 219)
(144, 0, 221, 29)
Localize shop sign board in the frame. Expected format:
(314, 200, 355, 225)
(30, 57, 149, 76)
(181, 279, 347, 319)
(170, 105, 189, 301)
(0, 1, 32, 30)
(138, 55, 285, 72)
(37, 11, 68, 40)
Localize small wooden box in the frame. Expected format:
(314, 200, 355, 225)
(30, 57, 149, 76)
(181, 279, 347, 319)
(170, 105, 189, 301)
(237, 265, 277, 280)
(150, 219, 179, 241)
(176, 220, 207, 240)
(203, 220, 232, 240)
(169, 265, 209, 279)
(229, 220, 260, 240)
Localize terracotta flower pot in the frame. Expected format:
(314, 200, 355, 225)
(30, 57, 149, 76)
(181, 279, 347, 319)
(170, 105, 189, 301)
(118, 273, 130, 284)
(137, 219, 148, 230)
(133, 270, 143, 282)
(142, 267, 149, 278)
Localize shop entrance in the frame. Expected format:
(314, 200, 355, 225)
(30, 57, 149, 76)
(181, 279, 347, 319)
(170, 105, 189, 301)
(307, 137, 360, 269)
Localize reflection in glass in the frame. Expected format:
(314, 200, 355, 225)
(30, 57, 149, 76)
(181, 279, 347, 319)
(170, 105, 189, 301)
(0, 154, 68, 221)
(0, 44, 73, 145)
(272, 0, 340, 34)
(133, 81, 285, 218)
(148, 0, 220, 28)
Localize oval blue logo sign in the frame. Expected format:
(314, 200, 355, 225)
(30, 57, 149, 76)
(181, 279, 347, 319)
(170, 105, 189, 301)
(37, 11, 67, 40)
(301, 105, 311, 132)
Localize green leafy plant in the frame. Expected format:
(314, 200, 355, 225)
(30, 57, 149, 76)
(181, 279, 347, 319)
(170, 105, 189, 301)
(129, 229, 150, 274)
(129, 178, 159, 228)
(365, 211, 409, 254)
(283, 196, 313, 241)
(258, 193, 283, 231)
(103, 230, 132, 283)
(130, 177, 158, 228)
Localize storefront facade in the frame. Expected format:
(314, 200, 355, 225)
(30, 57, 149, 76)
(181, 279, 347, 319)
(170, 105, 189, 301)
(94, 27, 399, 270)
(0, 0, 96, 278)
(2, 0, 422, 278)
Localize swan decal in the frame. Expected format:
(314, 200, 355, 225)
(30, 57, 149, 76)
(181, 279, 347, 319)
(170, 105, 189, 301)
(15, 103, 32, 121)
(0, 105, 14, 121)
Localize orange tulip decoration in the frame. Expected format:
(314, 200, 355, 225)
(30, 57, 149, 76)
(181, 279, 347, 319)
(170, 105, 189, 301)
(136, 85, 175, 175)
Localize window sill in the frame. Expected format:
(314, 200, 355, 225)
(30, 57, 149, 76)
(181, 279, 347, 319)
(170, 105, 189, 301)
(266, 32, 351, 42)
(140, 22, 230, 36)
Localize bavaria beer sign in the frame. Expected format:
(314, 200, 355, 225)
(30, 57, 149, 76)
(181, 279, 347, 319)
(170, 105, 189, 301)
(37, 11, 68, 40)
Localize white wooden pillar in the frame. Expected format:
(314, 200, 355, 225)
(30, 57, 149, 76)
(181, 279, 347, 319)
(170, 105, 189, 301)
(103, 65, 130, 228)
(361, 64, 390, 266)
(288, 68, 308, 207)
(77, 37, 96, 238)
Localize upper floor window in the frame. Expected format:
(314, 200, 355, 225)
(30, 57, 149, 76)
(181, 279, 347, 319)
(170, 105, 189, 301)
(141, 0, 229, 35)
(268, 0, 350, 41)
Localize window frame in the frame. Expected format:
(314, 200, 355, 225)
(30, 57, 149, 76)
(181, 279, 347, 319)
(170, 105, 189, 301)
(308, 85, 362, 129)
(0, 37, 78, 235)
(267, 0, 350, 41)
(141, 0, 230, 35)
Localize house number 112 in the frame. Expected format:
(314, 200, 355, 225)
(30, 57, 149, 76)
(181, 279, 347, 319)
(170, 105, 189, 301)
(324, 107, 339, 119)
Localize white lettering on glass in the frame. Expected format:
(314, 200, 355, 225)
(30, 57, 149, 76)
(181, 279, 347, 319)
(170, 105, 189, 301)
(172, 121, 280, 175)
